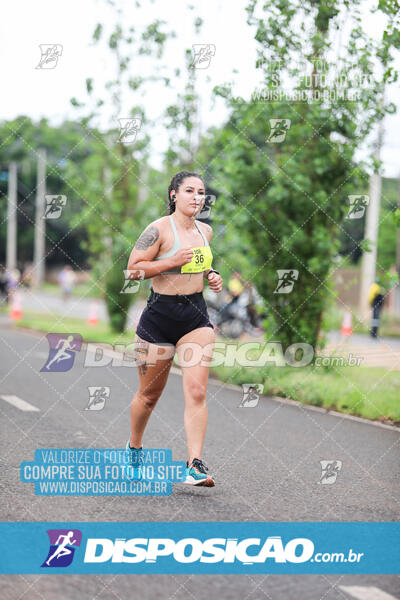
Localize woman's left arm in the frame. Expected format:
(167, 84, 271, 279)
(201, 222, 223, 292)
(202, 222, 213, 281)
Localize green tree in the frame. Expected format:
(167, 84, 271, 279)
(69, 2, 175, 332)
(202, 0, 399, 351)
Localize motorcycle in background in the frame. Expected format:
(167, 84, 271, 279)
(204, 286, 266, 339)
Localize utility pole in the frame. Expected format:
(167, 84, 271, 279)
(6, 162, 17, 272)
(359, 119, 384, 320)
(32, 148, 46, 288)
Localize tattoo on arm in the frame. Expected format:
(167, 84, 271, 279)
(135, 226, 159, 250)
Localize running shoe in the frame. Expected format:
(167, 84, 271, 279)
(182, 457, 215, 487)
(125, 440, 144, 480)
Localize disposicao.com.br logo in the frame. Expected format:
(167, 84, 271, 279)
(1, 522, 393, 575)
(83, 536, 363, 565)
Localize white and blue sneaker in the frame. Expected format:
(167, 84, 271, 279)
(182, 458, 215, 487)
(125, 440, 144, 480)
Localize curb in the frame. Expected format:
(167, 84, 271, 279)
(168, 363, 400, 433)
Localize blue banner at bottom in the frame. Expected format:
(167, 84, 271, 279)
(0, 522, 398, 574)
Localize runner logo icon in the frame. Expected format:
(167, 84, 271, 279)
(40, 333, 82, 372)
(239, 384, 264, 408)
(41, 529, 82, 568)
(318, 460, 342, 484)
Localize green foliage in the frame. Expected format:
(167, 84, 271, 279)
(393, 208, 400, 227)
(199, 0, 399, 350)
(204, 95, 361, 349)
(339, 177, 399, 266)
(92, 24, 103, 42)
(212, 357, 400, 419)
(377, 209, 398, 270)
(67, 11, 175, 332)
(104, 234, 132, 333)
(381, 268, 399, 291)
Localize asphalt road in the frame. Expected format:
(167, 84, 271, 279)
(1, 324, 399, 599)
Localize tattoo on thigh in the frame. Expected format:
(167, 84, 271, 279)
(138, 363, 148, 376)
(135, 225, 159, 250)
(135, 339, 149, 375)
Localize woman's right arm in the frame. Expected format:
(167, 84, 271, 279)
(127, 222, 192, 279)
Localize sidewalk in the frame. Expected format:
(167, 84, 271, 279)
(320, 331, 400, 371)
(236, 331, 400, 371)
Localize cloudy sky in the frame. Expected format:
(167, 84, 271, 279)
(1, 0, 399, 178)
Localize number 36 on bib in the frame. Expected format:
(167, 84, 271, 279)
(180, 246, 213, 274)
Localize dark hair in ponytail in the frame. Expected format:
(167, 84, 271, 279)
(167, 170, 205, 215)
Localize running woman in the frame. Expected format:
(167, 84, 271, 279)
(126, 171, 223, 487)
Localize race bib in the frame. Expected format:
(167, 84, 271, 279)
(181, 246, 213, 274)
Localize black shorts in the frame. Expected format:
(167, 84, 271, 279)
(135, 288, 214, 346)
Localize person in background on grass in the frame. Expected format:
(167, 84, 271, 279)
(218, 271, 244, 324)
(58, 265, 77, 302)
(368, 277, 385, 339)
(6, 267, 20, 302)
(242, 280, 265, 333)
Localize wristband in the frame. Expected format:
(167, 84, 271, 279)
(206, 269, 220, 279)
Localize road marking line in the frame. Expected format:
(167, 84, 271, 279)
(339, 586, 399, 600)
(0, 395, 40, 412)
